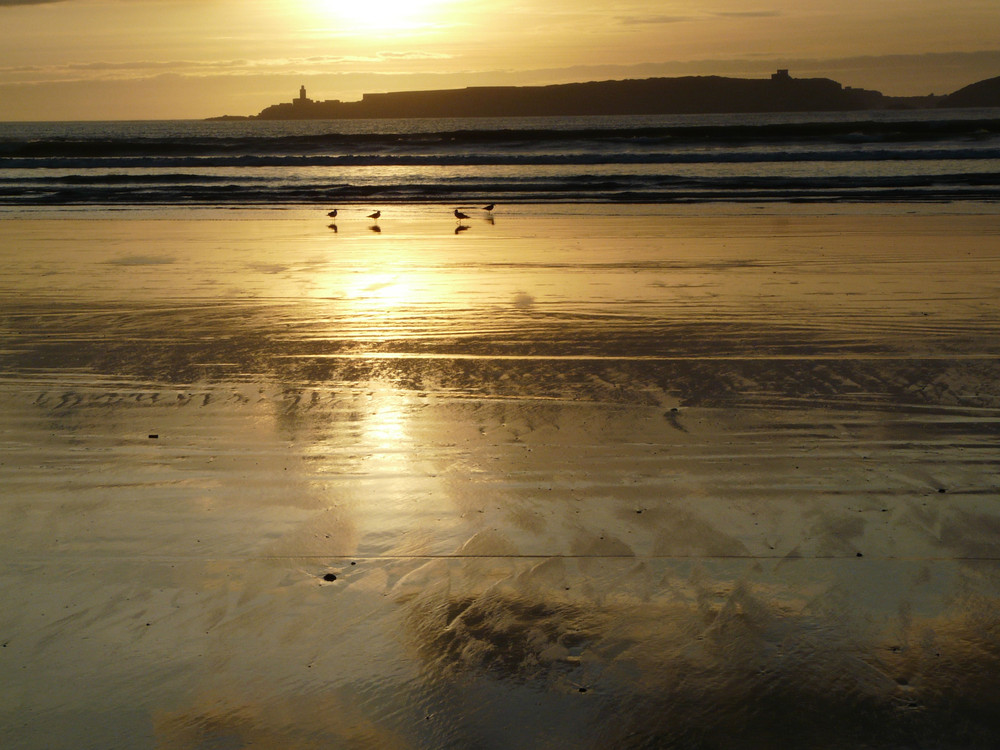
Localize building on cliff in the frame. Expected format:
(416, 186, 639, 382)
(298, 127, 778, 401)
(294, 86, 312, 106)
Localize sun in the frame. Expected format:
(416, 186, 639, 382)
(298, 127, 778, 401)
(306, 0, 444, 31)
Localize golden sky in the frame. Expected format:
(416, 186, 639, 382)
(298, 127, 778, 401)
(1, 0, 998, 120)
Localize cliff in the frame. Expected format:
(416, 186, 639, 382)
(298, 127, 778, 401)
(940, 76, 1000, 108)
(244, 73, 887, 121)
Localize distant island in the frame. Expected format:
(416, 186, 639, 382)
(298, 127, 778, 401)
(209, 70, 1000, 121)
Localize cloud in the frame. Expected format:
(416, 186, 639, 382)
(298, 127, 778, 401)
(105, 254, 176, 266)
(0, 51, 457, 86)
(617, 15, 692, 25)
(374, 51, 452, 61)
(715, 11, 781, 18)
(65, 60, 196, 71)
(616, 10, 781, 25)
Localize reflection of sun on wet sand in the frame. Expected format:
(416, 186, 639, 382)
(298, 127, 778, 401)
(1, 207, 999, 748)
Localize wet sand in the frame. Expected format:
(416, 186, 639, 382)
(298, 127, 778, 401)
(2, 206, 1000, 748)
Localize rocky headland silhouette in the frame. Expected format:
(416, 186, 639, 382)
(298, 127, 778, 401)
(940, 75, 1000, 108)
(209, 71, 998, 120)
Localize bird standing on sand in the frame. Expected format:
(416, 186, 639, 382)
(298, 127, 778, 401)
(367, 210, 381, 221)
(454, 209, 470, 223)
(327, 209, 338, 218)
(482, 203, 495, 212)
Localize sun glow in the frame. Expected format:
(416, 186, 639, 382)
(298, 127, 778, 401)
(306, 0, 446, 31)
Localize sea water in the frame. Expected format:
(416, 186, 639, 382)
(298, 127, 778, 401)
(1, 109, 999, 206)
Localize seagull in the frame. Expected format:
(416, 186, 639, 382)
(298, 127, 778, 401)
(482, 203, 495, 212)
(454, 209, 470, 223)
(367, 210, 381, 221)
(327, 209, 338, 218)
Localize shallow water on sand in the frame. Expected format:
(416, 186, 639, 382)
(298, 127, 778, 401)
(2, 206, 1000, 748)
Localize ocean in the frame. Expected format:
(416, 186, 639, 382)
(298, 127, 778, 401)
(1, 109, 999, 207)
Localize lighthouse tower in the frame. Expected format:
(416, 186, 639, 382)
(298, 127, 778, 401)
(294, 85, 312, 106)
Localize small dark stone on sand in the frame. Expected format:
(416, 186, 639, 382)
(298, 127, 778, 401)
(856, 552, 863, 557)
(322, 573, 337, 582)
(148, 434, 158, 439)
(578, 687, 588, 693)
(938, 488, 947, 493)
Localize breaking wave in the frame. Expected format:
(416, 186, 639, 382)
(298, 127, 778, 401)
(2, 111, 999, 205)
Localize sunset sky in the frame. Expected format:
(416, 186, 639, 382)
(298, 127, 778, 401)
(1, 0, 998, 120)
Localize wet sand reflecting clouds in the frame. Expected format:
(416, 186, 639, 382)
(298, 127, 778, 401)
(1, 206, 999, 748)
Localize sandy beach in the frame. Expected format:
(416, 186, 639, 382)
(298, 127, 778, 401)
(2, 205, 1000, 748)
